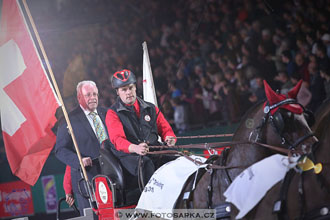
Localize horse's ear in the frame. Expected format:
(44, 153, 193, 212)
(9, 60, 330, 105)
(287, 80, 302, 99)
(264, 80, 282, 104)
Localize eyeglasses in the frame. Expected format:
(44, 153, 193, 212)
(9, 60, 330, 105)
(113, 69, 130, 82)
(84, 92, 99, 98)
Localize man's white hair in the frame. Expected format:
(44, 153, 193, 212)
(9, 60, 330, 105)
(76, 80, 97, 95)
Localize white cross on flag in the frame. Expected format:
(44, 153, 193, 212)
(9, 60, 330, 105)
(0, 0, 60, 185)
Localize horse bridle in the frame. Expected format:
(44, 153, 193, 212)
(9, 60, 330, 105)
(206, 99, 318, 218)
(253, 98, 316, 152)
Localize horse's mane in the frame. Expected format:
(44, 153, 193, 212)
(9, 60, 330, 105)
(322, 113, 330, 135)
(233, 100, 265, 135)
(312, 98, 330, 137)
(314, 98, 330, 120)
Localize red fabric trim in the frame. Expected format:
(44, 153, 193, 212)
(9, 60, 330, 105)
(106, 109, 131, 153)
(133, 100, 140, 118)
(63, 165, 72, 194)
(155, 106, 176, 142)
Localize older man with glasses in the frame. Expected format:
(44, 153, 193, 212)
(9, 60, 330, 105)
(55, 80, 109, 218)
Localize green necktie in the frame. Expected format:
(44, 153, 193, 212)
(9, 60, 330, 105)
(90, 112, 107, 144)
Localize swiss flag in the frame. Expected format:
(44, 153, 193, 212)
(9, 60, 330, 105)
(0, 0, 60, 185)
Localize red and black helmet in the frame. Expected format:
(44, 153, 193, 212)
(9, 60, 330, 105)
(111, 69, 136, 89)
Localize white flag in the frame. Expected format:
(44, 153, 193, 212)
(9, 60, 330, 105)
(142, 41, 158, 107)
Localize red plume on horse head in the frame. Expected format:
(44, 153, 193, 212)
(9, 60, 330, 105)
(263, 80, 303, 115)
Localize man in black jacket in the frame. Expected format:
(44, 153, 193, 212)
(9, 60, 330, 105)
(105, 69, 176, 186)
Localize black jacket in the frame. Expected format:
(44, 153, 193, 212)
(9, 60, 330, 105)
(110, 96, 160, 147)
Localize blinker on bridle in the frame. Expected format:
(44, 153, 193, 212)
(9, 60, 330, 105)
(263, 98, 315, 152)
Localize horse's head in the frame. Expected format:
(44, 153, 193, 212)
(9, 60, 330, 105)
(256, 80, 318, 155)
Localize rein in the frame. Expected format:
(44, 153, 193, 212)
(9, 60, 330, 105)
(146, 141, 303, 170)
(170, 134, 234, 139)
(147, 149, 246, 170)
(148, 140, 300, 155)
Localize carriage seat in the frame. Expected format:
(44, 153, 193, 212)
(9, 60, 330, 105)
(98, 145, 141, 207)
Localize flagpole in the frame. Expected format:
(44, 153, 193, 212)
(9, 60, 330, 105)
(21, 0, 90, 183)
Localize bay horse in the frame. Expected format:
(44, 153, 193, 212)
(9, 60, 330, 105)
(175, 80, 319, 219)
(252, 98, 330, 220)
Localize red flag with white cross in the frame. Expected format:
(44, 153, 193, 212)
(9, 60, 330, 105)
(0, 0, 60, 185)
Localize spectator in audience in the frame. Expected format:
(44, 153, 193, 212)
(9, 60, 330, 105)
(36, 0, 330, 131)
(252, 75, 266, 102)
(261, 28, 276, 55)
(306, 32, 318, 55)
(315, 42, 330, 70)
(307, 62, 326, 112)
(281, 50, 296, 78)
(175, 70, 189, 94)
(217, 80, 240, 124)
(170, 97, 189, 133)
(182, 80, 207, 126)
(256, 43, 277, 86)
(294, 52, 310, 83)
(223, 68, 237, 87)
(161, 100, 175, 128)
(321, 33, 330, 58)
(274, 71, 293, 95)
(169, 81, 182, 99)
(236, 82, 255, 117)
(319, 65, 330, 99)
(198, 75, 213, 119)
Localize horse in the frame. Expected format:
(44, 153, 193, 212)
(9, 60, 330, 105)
(312, 98, 330, 138)
(175, 80, 319, 219)
(251, 98, 330, 220)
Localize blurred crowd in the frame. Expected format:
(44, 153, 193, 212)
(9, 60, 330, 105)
(35, 0, 330, 134)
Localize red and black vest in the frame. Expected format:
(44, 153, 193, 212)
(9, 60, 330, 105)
(110, 96, 160, 146)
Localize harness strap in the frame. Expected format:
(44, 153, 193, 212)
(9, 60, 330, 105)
(251, 113, 268, 142)
(251, 142, 290, 154)
(137, 156, 145, 192)
(182, 172, 199, 209)
(269, 98, 298, 110)
(221, 147, 232, 184)
(301, 205, 330, 220)
(274, 169, 295, 219)
(289, 133, 315, 150)
(207, 169, 214, 209)
(214, 203, 232, 219)
(207, 148, 232, 214)
(299, 173, 306, 219)
(181, 155, 220, 209)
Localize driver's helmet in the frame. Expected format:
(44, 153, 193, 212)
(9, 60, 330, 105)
(111, 69, 136, 89)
